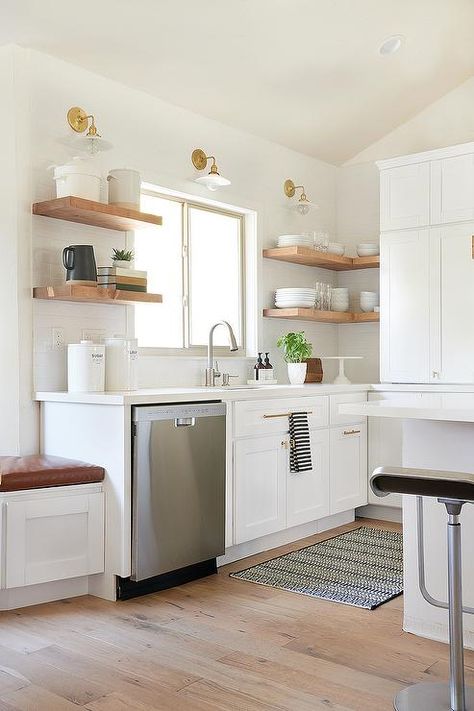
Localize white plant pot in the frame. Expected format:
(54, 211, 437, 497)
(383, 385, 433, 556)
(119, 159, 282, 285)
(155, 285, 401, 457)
(287, 362, 307, 385)
(112, 260, 133, 269)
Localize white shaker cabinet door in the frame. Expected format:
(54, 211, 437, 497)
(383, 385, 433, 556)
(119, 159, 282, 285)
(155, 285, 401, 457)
(431, 155, 474, 225)
(380, 163, 430, 231)
(234, 435, 287, 544)
(5, 491, 104, 589)
(380, 229, 431, 383)
(287, 428, 330, 528)
(330, 424, 367, 514)
(430, 222, 474, 383)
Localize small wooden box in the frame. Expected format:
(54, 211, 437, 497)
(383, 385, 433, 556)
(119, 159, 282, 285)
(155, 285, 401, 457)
(305, 358, 323, 383)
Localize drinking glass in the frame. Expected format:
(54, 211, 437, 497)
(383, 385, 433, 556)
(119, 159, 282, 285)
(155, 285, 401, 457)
(314, 282, 322, 310)
(314, 231, 329, 252)
(322, 283, 332, 310)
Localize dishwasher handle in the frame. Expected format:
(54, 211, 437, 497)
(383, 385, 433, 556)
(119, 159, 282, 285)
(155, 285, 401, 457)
(174, 417, 196, 427)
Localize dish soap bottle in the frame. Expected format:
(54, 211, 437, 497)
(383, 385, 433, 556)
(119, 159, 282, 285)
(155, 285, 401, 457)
(254, 352, 265, 381)
(263, 352, 274, 382)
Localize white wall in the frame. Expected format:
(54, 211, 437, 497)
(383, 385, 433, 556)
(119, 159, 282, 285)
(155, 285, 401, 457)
(3, 45, 348, 453)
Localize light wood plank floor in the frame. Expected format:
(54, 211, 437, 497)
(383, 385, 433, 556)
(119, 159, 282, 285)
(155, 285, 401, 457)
(0, 518, 472, 710)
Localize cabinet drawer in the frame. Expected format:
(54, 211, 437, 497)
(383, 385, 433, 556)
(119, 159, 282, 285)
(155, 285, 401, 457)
(330, 392, 367, 426)
(5, 489, 104, 589)
(234, 396, 329, 437)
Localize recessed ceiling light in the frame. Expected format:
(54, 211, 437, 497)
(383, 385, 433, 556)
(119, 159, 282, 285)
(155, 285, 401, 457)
(378, 35, 405, 56)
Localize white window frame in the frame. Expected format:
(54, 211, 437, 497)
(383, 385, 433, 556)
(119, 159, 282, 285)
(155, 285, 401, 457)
(131, 185, 255, 357)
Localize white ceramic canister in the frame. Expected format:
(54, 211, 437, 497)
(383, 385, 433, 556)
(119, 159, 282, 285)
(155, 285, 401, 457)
(107, 169, 141, 210)
(53, 157, 102, 201)
(105, 336, 139, 391)
(68, 341, 105, 392)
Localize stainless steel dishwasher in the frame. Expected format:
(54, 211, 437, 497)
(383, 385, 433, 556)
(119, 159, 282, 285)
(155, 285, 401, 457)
(128, 402, 226, 595)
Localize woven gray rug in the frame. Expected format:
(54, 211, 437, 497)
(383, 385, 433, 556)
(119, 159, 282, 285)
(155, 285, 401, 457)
(230, 526, 403, 609)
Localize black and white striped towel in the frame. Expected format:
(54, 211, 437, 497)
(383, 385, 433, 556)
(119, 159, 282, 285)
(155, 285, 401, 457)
(288, 412, 312, 473)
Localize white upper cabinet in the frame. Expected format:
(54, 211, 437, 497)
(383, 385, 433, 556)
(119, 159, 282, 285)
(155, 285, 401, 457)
(380, 163, 430, 231)
(431, 154, 474, 225)
(430, 222, 474, 383)
(380, 229, 431, 383)
(379, 142, 474, 384)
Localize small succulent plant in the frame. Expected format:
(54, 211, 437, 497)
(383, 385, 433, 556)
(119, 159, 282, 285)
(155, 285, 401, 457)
(112, 248, 134, 262)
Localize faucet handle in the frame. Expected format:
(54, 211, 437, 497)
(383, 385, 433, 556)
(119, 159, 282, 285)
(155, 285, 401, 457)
(214, 360, 220, 376)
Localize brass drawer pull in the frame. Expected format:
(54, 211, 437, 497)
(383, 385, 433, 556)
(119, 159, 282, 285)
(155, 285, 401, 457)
(343, 429, 361, 435)
(263, 411, 313, 419)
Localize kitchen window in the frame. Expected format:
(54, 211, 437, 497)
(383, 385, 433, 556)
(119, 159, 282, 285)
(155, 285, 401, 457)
(134, 190, 246, 351)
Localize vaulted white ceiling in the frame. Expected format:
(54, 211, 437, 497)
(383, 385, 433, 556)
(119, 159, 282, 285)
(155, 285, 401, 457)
(3, 0, 474, 164)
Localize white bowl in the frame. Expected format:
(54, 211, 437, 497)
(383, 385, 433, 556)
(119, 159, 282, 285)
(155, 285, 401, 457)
(332, 303, 349, 312)
(327, 242, 345, 255)
(357, 244, 379, 257)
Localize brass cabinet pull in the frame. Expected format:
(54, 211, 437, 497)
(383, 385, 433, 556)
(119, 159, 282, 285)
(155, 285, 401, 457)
(343, 428, 361, 435)
(281, 439, 296, 449)
(281, 440, 289, 449)
(264, 411, 313, 419)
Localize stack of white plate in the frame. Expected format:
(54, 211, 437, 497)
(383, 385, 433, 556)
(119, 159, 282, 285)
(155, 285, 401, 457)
(277, 234, 313, 248)
(275, 287, 316, 308)
(331, 287, 350, 312)
(356, 242, 379, 256)
(360, 291, 378, 312)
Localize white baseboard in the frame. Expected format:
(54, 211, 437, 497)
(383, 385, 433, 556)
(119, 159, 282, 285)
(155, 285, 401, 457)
(219, 510, 355, 566)
(0, 576, 89, 611)
(356, 503, 402, 523)
(404, 615, 474, 651)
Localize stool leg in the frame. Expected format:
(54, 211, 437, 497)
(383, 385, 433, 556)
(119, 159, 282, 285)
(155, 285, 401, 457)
(446, 501, 466, 711)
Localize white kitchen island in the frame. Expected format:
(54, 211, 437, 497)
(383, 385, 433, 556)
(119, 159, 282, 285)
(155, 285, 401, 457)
(341, 395, 474, 651)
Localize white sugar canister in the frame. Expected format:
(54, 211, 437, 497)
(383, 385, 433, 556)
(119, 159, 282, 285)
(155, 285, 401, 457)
(68, 341, 105, 392)
(105, 336, 139, 391)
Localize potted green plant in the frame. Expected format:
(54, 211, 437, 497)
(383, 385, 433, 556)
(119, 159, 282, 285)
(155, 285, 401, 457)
(277, 331, 313, 384)
(111, 248, 134, 270)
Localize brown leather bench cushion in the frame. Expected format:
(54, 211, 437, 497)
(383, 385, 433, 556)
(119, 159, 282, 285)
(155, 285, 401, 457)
(0, 455, 105, 492)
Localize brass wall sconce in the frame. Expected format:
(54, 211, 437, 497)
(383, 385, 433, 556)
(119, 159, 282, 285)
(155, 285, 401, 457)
(66, 106, 112, 154)
(192, 148, 231, 191)
(284, 179, 317, 215)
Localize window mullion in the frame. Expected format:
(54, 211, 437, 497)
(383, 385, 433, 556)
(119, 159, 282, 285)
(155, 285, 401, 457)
(182, 202, 191, 349)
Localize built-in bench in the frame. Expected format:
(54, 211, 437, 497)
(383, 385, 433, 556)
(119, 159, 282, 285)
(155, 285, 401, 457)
(0, 454, 105, 491)
(0, 455, 105, 598)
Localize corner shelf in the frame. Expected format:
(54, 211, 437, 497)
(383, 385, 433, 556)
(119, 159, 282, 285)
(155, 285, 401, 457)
(32, 196, 163, 232)
(263, 246, 379, 270)
(263, 308, 379, 324)
(33, 284, 163, 306)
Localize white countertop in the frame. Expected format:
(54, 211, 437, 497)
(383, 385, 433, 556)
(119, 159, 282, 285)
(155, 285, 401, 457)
(35, 383, 371, 406)
(341, 394, 474, 423)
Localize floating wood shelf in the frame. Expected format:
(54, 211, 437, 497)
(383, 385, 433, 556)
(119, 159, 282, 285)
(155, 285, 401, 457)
(32, 196, 162, 231)
(263, 308, 379, 324)
(33, 284, 163, 305)
(263, 246, 379, 270)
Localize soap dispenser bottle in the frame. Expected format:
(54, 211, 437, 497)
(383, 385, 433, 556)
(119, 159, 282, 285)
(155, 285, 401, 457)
(263, 352, 273, 382)
(254, 352, 264, 381)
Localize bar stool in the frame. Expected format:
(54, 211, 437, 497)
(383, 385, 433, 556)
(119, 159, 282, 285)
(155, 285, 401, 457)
(371, 466, 474, 711)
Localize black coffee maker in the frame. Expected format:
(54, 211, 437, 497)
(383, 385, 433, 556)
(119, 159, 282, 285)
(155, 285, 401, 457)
(62, 245, 97, 285)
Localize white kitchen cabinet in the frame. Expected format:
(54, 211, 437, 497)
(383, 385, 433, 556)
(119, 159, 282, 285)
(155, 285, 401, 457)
(380, 229, 431, 383)
(5, 486, 104, 589)
(234, 434, 287, 544)
(380, 163, 430, 231)
(330, 424, 367, 514)
(430, 222, 474, 383)
(431, 155, 474, 225)
(287, 428, 330, 528)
